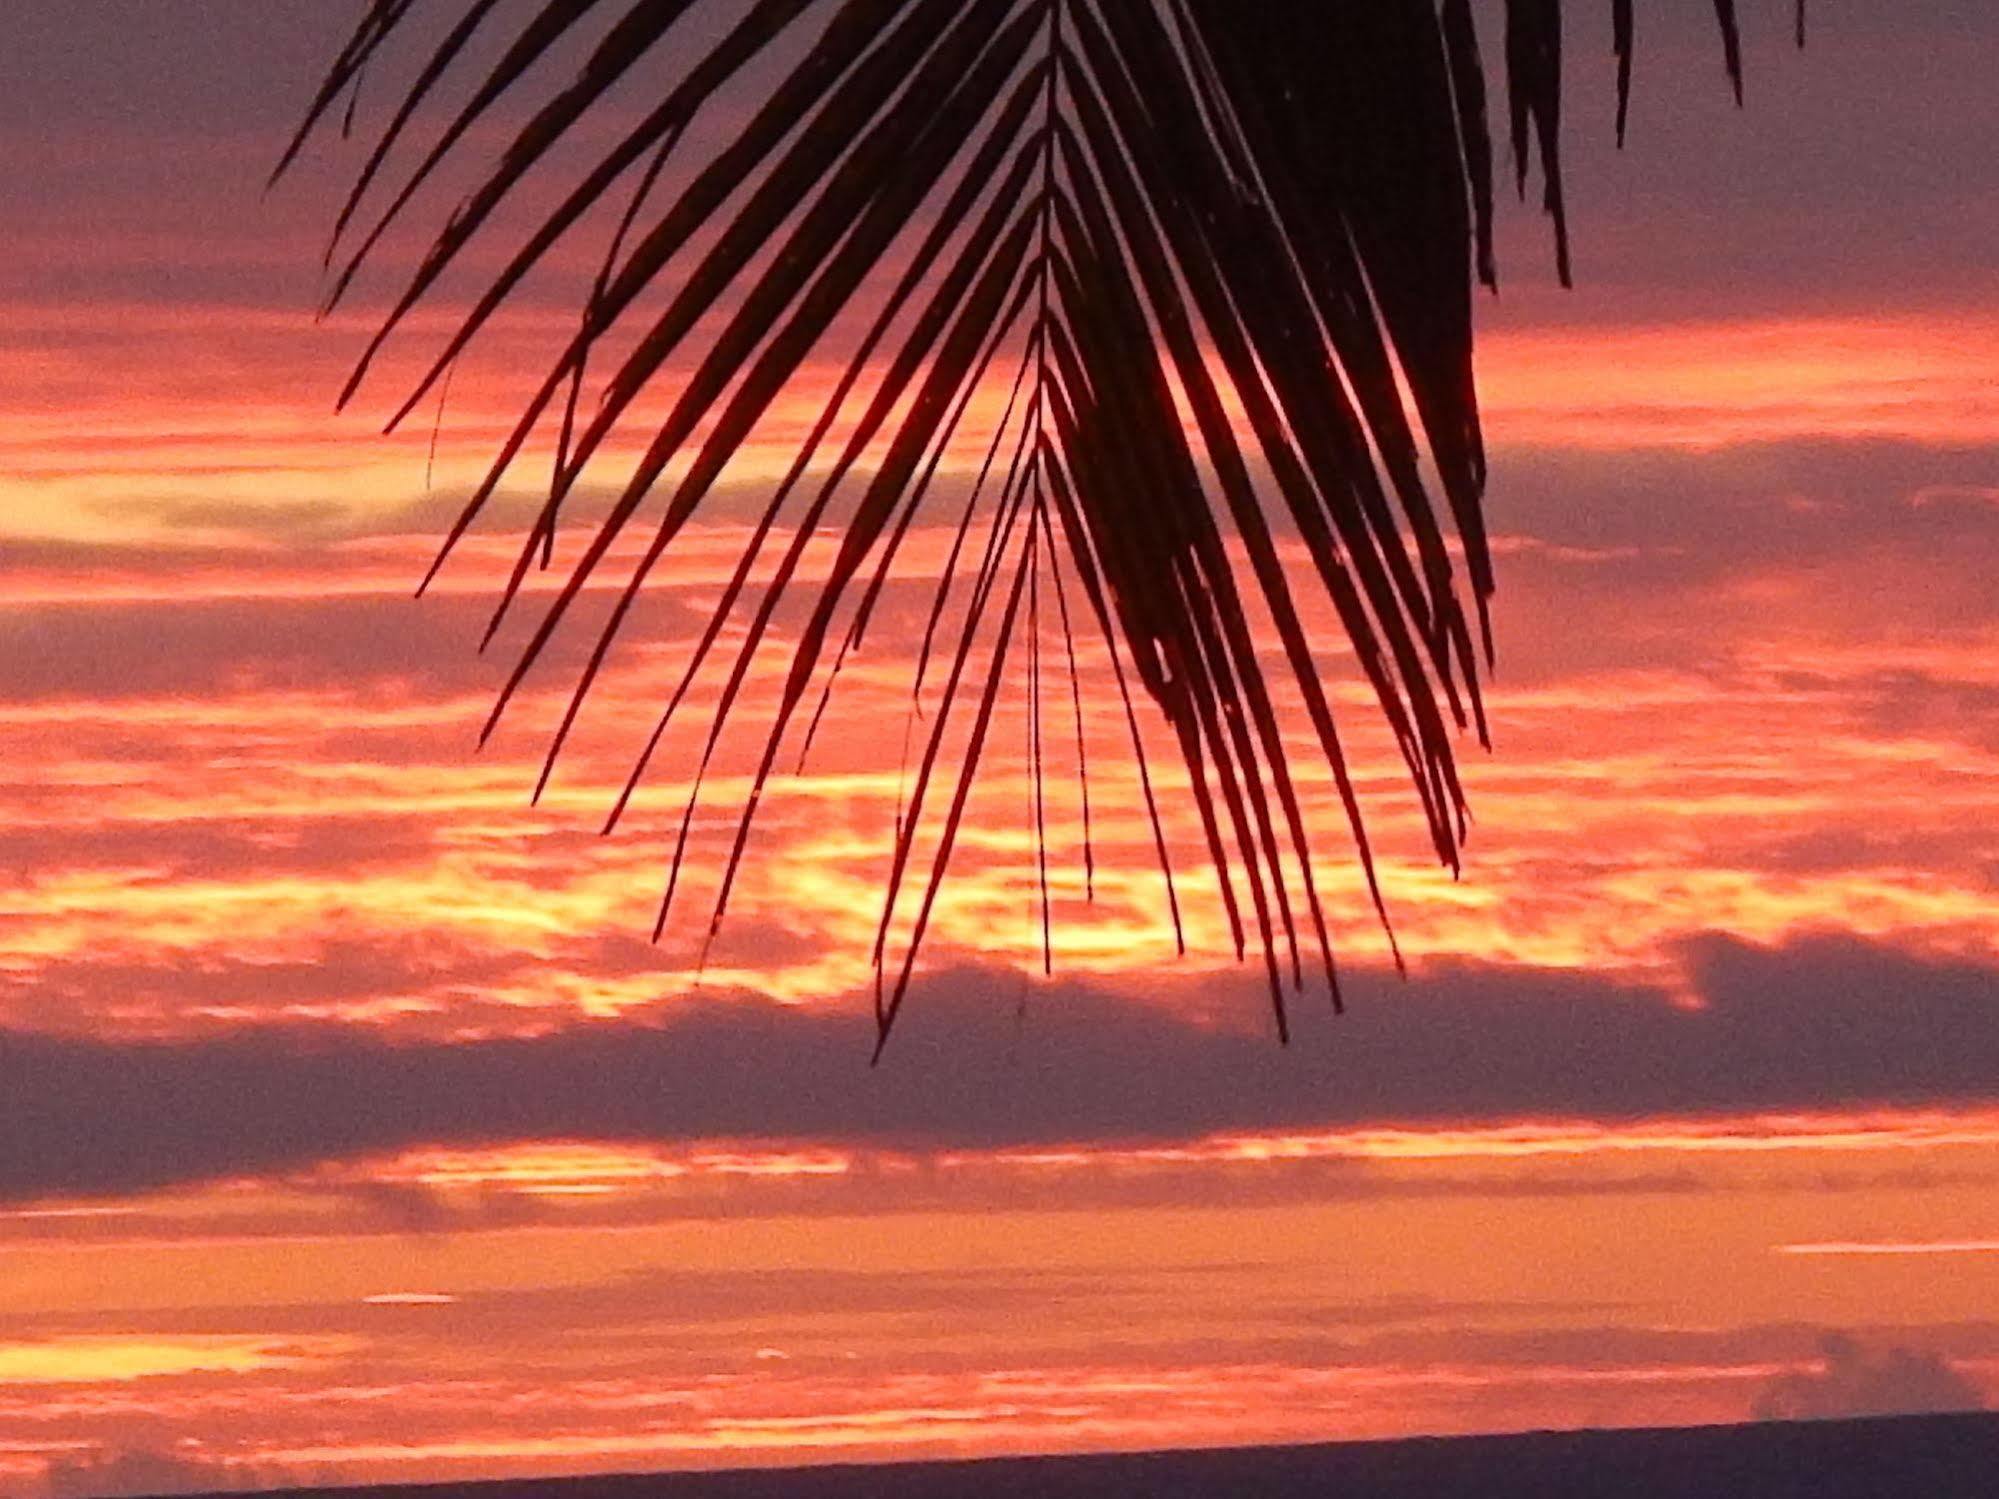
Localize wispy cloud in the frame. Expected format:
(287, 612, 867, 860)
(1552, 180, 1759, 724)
(1777, 1239, 1999, 1257)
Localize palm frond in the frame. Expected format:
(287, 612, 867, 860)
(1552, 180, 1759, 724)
(282, 0, 1788, 1046)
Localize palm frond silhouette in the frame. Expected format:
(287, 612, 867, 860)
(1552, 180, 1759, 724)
(282, 1, 1792, 1047)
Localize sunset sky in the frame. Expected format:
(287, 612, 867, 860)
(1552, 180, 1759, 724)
(4, 2, 1997, 1495)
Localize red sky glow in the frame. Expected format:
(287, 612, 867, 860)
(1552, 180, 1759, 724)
(2, 3, 1996, 1495)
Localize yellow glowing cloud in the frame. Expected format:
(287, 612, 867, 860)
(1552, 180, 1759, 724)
(0, 1336, 347, 1385)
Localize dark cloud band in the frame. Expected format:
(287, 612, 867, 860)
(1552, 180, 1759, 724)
(3, 932, 1995, 1204)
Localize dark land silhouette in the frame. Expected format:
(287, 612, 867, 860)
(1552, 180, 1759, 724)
(204, 1412, 1998, 1499)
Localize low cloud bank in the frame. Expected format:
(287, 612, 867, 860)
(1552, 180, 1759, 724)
(1753, 1332, 1988, 1422)
(4, 932, 1996, 1203)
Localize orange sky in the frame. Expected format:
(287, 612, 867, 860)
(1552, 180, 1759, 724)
(4, 3, 1998, 1495)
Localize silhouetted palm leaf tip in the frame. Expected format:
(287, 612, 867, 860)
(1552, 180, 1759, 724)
(284, 1, 1795, 1046)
